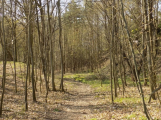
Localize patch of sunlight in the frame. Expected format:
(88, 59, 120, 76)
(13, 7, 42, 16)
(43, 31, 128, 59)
(138, 115, 147, 120)
(123, 113, 136, 119)
(64, 73, 111, 92)
(90, 118, 97, 120)
(115, 97, 141, 104)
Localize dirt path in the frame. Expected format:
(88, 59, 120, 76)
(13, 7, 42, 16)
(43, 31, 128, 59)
(0, 63, 108, 120)
(53, 78, 96, 120)
(3, 64, 161, 119)
(39, 78, 108, 120)
(29, 78, 108, 120)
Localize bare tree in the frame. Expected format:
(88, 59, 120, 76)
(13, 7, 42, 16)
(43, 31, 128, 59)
(57, 0, 64, 91)
(120, 0, 150, 119)
(0, 0, 7, 116)
(47, 0, 56, 91)
(28, 0, 36, 102)
(10, 0, 17, 92)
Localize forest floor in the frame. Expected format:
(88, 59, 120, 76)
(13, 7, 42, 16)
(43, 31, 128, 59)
(0, 62, 161, 119)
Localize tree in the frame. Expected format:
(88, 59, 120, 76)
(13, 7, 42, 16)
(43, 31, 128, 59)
(0, 0, 7, 116)
(121, 0, 150, 119)
(10, 0, 17, 93)
(47, 0, 56, 91)
(145, 0, 156, 100)
(28, 0, 36, 102)
(57, 0, 64, 91)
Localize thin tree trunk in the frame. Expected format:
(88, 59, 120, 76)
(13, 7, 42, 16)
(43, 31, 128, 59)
(57, 0, 64, 91)
(112, 0, 118, 98)
(145, 0, 156, 100)
(25, 55, 29, 111)
(10, 0, 17, 93)
(110, 1, 114, 103)
(47, 0, 56, 91)
(120, 0, 150, 119)
(141, 0, 147, 86)
(28, 0, 36, 102)
(0, 0, 7, 116)
(36, 0, 49, 102)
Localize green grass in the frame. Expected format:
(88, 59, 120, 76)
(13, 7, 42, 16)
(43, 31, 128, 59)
(115, 97, 141, 104)
(64, 73, 147, 92)
(6, 61, 25, 65)
(0, 61, 27, 72)
(70, 73, 145, 88)
(90, 118, 97, 120)
(54, 108, 61, 112)
(138, 115, 147, 120)
(64, 73, 146, 92)
(64, 73, 111, 92)
(124, 113, 136, 119)
(122, 113, 147, 120)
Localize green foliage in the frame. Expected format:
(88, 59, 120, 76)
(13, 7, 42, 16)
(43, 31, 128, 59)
(123, 113, 147, 120)
(131, 28, 138, 34)
(115, 97, 141, 104)
(138, 115, 147, 120)
(54, 108, 61, 112)
(125, 113, 136, 119)
(64, 73, 110, 92)
(90, 118, 97, 120)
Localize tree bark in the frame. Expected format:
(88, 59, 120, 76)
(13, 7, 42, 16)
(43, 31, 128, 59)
(28, 0, 36, 102)
(0, 0, 7, 116)
(121, 0, 150, 119)
(47, 0, 56, 91)
(57, 0, 64, 91)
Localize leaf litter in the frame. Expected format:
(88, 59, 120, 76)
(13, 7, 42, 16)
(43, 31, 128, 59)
(0, 63, 161, 119)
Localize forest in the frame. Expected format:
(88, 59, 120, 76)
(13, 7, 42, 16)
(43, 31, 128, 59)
(0, 0, 161, 119)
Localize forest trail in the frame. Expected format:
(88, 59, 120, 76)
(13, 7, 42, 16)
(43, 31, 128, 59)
(53, 78, 96, 120)
(47, 78, 108, 120)
(1, 63, 161, 119)
(0, 64, 108, 120)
